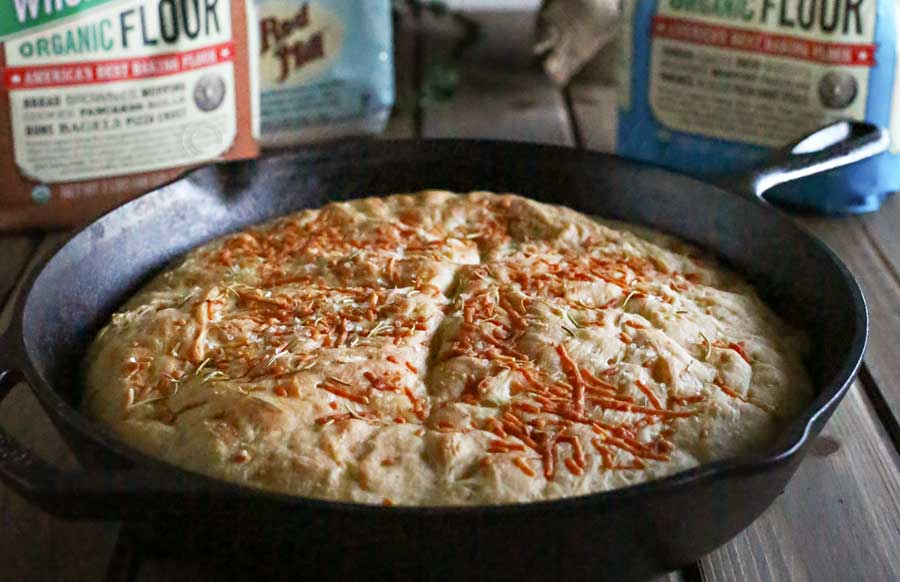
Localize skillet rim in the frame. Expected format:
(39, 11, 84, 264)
(10, 138, 867, 515)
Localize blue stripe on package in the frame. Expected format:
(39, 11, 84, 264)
(617, 0, 899, 214)
(254, 0, 394, 146)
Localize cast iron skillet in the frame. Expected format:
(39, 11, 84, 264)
(0, 121, 886, 581)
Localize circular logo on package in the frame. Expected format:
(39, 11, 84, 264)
(31, 184, 51, 205)
(182, 123, 224, 156)
(818, 72, 857, 110)
(193, 74, 227, 112)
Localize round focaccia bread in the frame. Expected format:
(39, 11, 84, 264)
(83, 191, 812, 505)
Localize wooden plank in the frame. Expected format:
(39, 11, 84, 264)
(0, 233, 70, 327)
(839, 196, 900, 432)
(852, 194, 900, 436)
(383, 6, 418, 140)
(567, 83, 617, 153)
(796, 214, 900, 434)
(858, 193, 900, 277)
(0, 233, 122, 582)
(420, 11, 573, 145)
(567, 79, 900, 582)
(0, 384, 122, 582)
(0, 233, 40, 307)
(699, 382, 900, 582)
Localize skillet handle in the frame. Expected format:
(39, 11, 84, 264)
(0, 348, 231, 519)
(718, 120, 890, 202)
(0, 365, 84, 516)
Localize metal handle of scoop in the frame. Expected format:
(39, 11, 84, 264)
(719, 121, 890, 202)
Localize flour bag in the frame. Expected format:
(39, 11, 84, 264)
(617, 0, 899, 213)
(254, 0, 394, 146)
(0, 0, 259, 229)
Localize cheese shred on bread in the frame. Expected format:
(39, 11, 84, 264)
(84, 191, 811, 505)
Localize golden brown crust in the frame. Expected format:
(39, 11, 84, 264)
(83, 191, 811, 505)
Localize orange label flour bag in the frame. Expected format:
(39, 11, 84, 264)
(0, 0, 259, 229)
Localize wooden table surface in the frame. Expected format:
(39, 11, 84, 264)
(2, 10, 898, 582)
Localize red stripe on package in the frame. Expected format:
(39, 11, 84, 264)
(652, 16, 876, 67)
(4, 42, 236, 90)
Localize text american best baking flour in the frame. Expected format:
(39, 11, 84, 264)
(649, 0, 878, 146)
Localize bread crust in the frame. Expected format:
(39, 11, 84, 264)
(84, 191, 811, 505)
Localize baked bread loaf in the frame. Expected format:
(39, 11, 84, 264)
(84, 191, 811, 505)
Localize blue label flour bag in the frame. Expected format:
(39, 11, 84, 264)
(254, 0, 394, 146)
(617, 0, 898, 213)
